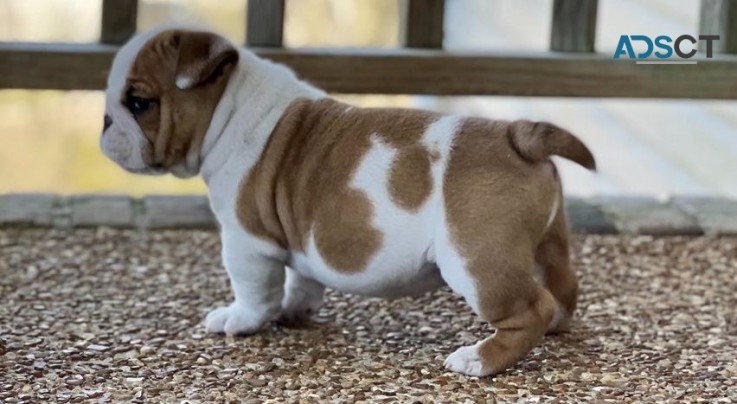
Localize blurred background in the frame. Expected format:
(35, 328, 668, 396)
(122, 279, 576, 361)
(1, 0, 735, 198)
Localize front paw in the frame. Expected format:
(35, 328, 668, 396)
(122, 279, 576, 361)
(205, 303, 269, 335)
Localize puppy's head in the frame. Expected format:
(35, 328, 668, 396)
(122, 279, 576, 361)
(101, 27, 239, 178)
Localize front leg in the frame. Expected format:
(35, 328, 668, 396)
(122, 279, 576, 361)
(205, 228, 285, 335)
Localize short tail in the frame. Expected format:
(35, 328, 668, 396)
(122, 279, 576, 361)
(508, 120, 596, 171)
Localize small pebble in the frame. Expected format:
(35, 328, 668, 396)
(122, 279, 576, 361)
(65, 376, 83, 386)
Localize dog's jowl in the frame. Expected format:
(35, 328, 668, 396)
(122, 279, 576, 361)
(101, 24, 596, 377)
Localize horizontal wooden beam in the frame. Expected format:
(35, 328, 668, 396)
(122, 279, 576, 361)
(0, 43, 118, 90)
(1, 43, 736, 99)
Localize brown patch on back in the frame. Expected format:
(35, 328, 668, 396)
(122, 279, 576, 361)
(124, 30, 238, 169)
(237, 98, 437, 272)
(388, 146, 434, 211)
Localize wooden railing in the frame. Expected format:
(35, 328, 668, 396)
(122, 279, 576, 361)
(0, 0, 736, 98)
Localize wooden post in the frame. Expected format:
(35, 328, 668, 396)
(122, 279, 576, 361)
(699, 0, 737, 54)
(246, 0, 285, 47)
(402, 0, 445, 48)
(550, 0, 598, 52)
(101, 0, 138, 45)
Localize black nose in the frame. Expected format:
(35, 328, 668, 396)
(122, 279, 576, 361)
(103, 114, 112, 131)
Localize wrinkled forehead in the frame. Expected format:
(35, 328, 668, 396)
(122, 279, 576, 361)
(105, 23, 208, 105)
(107, 31, 159, 104)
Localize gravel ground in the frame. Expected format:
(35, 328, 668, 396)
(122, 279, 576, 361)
(1, 228, 736, 403)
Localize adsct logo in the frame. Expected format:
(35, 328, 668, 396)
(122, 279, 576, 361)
(614, 34, 720, 64)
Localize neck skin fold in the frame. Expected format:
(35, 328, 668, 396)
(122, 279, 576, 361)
(199, 50, 324, 185)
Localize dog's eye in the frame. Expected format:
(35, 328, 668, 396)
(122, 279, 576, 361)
(126, 95, 156, 117)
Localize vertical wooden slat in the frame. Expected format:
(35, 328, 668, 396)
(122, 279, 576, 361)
(402, 0, 445, 48)
(550, 0, 598, 52)
(699, 0, 737, 54)
(101, 0, 139, 45)
(246, 0, 285, 47)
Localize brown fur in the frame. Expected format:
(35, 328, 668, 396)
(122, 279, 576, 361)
(509, 120, 596, 170)
(388, 146, 434, 211)
(444, 118, 585, 374)
(236, 98, 437, 272)
(124, 30, 238, 169)
(537, 202, 578, 332)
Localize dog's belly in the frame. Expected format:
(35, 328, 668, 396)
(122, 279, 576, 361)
(288, 195, 445, 298)
(290, 251, 445, 298)
(289, 186, 445, 297)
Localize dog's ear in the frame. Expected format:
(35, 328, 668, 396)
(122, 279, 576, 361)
(173, 31, 239, 90)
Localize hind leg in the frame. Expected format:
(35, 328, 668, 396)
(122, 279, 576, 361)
(437, 237, 557, 377)
(535, 205, 578, 334)
(277, 267, 325, 327)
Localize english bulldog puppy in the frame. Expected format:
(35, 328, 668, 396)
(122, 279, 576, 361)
(101, 25, 596, 376)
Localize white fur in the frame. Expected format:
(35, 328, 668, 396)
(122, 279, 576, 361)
(204, 225, 286, 334)
(444, 340, 488, 376)
(175, 75, 194, 90)
(197, 51, 324, 334)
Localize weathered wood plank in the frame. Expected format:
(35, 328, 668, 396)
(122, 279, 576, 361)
(246, 0, 285, 47)
(699, 0, 737, 54)
(0, 43, 117, 90)
(550, 0, 598, 52)
(402, 0, 445, 48)
(101, 0, 139, 45)
(1, 43, 736, 99)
